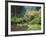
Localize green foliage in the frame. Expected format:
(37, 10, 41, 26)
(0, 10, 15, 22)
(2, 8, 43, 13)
(27, 24, 41, 30)
(11, 10, 41, 31)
